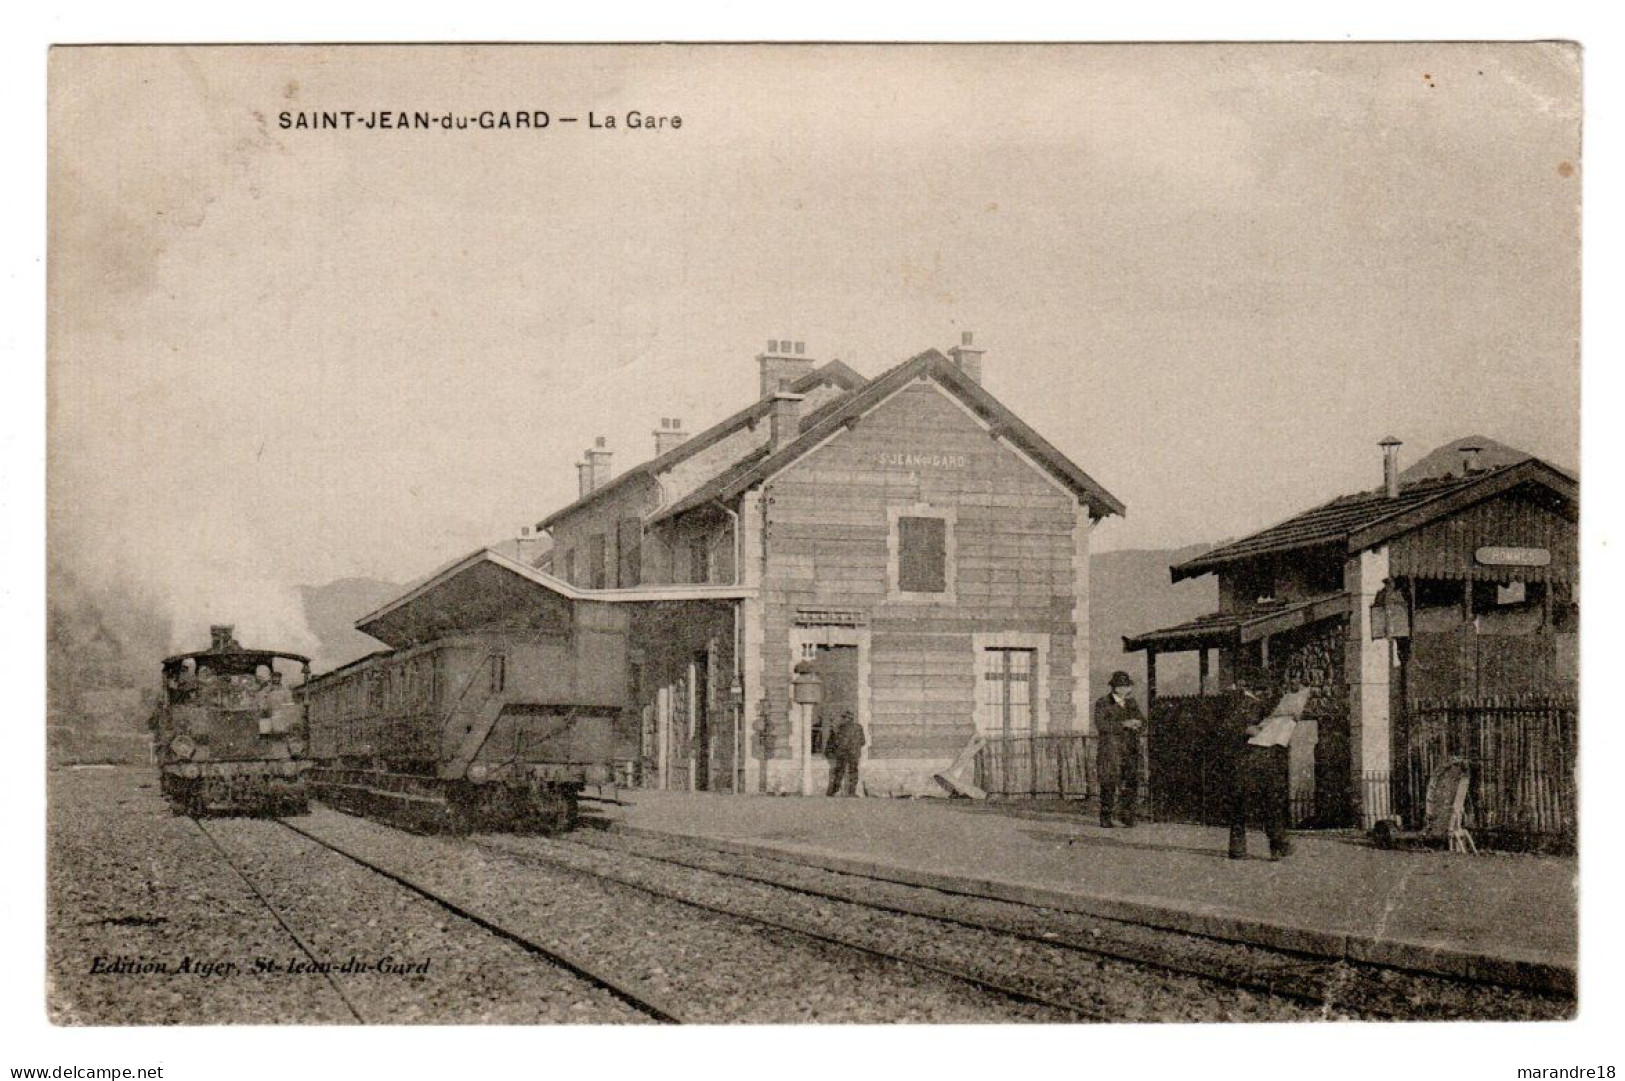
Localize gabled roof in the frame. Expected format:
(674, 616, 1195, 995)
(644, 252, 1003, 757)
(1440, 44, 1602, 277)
(1171, 456, 1577, 583)
(655, 349, 1125, 522)
(534, 359, 866, 532)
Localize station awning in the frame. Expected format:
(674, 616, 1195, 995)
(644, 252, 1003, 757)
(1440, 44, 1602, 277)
(356, 549, 756, 648)
(1123, 593, 1350, 654)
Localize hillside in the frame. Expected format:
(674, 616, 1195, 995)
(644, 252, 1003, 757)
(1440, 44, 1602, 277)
(1399, 435, 1535, 482)
(298, 577, 402, 672)
(1089, 544, 1218, 699)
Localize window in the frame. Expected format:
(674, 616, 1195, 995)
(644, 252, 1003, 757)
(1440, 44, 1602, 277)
(888, 505, 956, 601)
(899, 517, 947, 592)
(489, 654, 507, 694)
(977, 648, 1036, 737)
(562, 549, 576, 585)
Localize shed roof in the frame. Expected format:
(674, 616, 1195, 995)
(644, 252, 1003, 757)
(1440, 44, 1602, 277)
(1122, 593, 1351, 653)
(1170, 456, 1577, 583)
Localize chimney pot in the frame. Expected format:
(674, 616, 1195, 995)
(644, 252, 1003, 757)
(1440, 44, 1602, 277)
(948, 331, 986, 385)
(1379, 436, 1403, 499)
(579, 437, 613, 495)
(1460, 442, 1486, 474)
(653, 417, 689, 456)
(758, 339, 815, 399)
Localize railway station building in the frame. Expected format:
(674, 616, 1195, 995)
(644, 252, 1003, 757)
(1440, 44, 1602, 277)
(359, 338, 1123, 796)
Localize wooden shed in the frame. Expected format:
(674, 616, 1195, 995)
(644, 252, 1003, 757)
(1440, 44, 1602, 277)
(1125, 441, 1576, 840)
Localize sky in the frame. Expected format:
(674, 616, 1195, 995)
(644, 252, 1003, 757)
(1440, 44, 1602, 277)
(47, 43, 1580, 649)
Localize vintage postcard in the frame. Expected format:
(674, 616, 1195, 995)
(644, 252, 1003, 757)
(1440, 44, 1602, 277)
(46, 42, 1580, 1029)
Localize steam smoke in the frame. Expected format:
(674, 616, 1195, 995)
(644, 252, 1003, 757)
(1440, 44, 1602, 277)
(53, 502, 321, 665)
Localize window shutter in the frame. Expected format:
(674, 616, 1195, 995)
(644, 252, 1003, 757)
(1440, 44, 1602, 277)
(898, 516, 947, 593)
(617, 517, 642, 587)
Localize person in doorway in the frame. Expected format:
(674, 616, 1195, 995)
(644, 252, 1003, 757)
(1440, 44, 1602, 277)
(1094, 671, 1145, 827)
(826, 710, 866, 797)
(1227, 673, 1296, 861)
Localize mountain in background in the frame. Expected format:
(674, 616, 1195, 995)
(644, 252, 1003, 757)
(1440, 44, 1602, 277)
(298, 577, 401, 672)
(1089, 543, 1217, 699)
(1399, 435, 1541, 482)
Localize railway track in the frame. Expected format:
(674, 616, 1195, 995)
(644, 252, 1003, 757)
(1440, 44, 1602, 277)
(534, 829, 1571, 1022)
(271, 819, 689, 1023)
(190, 817, 366, 1023)
(470, 836, 1174, 1022)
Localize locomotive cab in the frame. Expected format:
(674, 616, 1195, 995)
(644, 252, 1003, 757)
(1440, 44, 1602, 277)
(154, 625, 313, 816)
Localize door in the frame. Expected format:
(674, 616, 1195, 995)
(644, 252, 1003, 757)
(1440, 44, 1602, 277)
(810, 645, 859, 779)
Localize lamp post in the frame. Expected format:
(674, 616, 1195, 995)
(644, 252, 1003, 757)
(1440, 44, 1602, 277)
(729, 680, 744, 793)
(791, 661, 823, 797)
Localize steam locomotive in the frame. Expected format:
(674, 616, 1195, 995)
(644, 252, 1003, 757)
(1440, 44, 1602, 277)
(152, 625, 312, 816)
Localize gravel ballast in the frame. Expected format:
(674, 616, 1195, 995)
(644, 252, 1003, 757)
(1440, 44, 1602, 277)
(296, 808, 1071, 1023)
(49, 768, 645, 1024)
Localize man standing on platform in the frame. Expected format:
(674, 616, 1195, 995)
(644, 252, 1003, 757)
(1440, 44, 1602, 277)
(1228, 675, 1305, 861)
(1094, 671, 1145, 827)
(826, 710, 866, 797)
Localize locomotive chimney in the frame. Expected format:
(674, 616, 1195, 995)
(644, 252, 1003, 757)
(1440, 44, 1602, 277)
(757, 339, 814, 399)
(1379, 436, 1402, 499)
(948, 330, 985, 385)
(769, 391, 805, 452)
(653, 417, 688, 456)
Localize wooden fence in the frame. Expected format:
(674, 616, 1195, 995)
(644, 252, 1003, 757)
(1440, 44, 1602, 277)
(1402, 694, 1576, 852)
(973, 733, 1096, 800)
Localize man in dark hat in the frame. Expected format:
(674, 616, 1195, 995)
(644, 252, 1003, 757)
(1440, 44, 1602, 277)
(825, 710, 866, 797)
(1227, 672, 1300, 860)
(1094, 671, 1145, 828)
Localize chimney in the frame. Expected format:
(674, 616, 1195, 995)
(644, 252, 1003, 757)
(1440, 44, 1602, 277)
(1379, 436, 1402, 499)
(1460, 441, 1486, 475)
(769, 391, 805, 452)
(577, 436, 613, 497)
(515, 526, 544, 567)
(948, 330, 985, 385)
(653, 417, 688, 456)
(758, 338, 815, 399)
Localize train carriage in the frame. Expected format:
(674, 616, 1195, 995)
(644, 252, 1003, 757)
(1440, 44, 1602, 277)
(304, 553, 640, 832)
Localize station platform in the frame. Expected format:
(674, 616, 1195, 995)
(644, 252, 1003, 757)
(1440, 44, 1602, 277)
(600, 790, 1577, 996)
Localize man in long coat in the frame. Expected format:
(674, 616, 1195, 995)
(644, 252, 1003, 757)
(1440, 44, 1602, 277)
(1227, 675, 1298, 860)
(825, 710, 866, 797)
(1094, 671, 1145, 827)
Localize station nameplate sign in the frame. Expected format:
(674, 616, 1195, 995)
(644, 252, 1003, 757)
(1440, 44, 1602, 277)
(877, 451, 968, 469)
(1475, 546, 1551, 567)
